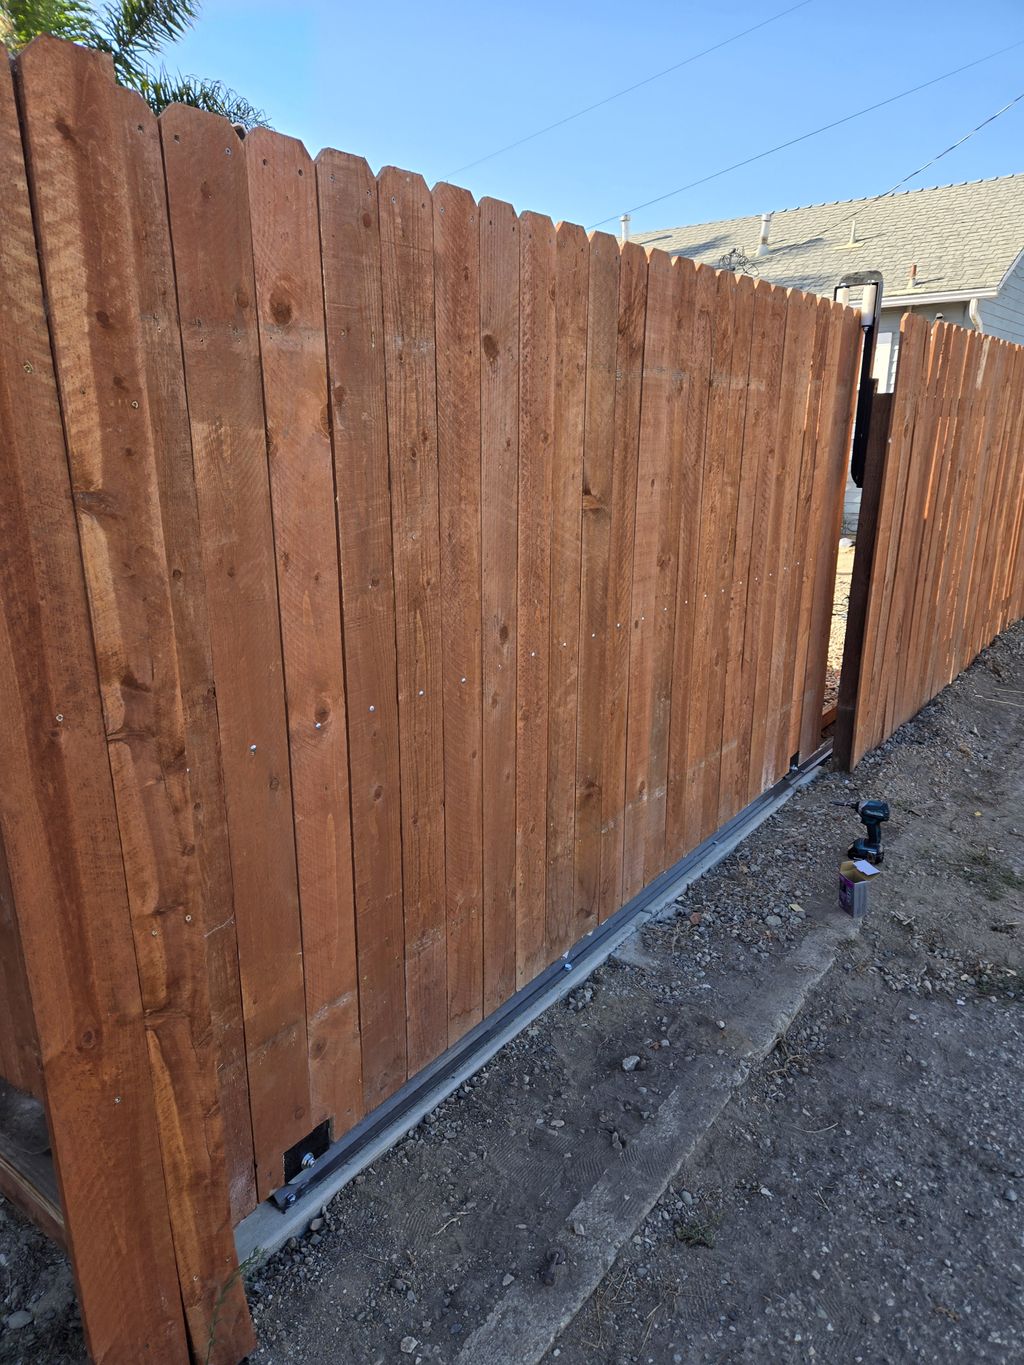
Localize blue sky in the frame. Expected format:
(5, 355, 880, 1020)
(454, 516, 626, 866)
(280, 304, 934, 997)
(167, 0, 1024, 235)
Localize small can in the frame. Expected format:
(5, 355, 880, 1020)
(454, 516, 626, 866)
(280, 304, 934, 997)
(839, 858, 881, 918)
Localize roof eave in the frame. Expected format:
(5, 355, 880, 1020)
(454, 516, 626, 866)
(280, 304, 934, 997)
(882, 287, 999, 308)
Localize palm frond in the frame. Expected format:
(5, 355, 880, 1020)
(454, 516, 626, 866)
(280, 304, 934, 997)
(137, 65, 268, 128)
(2, 0, 101, 48)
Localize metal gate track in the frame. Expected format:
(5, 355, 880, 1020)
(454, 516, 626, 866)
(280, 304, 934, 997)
(236, 742, 832, 1261)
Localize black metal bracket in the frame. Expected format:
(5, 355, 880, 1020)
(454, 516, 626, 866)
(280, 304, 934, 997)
(835, 269, 883, 488)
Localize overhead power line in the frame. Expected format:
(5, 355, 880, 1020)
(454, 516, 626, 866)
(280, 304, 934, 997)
(811, 87, 1024, 245)
(590, 36, 1024, 229)
(442, 0, 815, 180)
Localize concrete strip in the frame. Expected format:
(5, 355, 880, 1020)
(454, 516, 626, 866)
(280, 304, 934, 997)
(454, 915, 860, 1365)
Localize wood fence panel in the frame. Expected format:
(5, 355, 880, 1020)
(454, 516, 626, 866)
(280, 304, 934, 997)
(247, 129, 363, 1137)
(434, 181, 484, 1042)
(840, 314, 1024, 768)
(516, 211, 557, 983)
(0, 43, 190, 1362)
(545, 222, 588, 958)
(378, 167, 448, 1073)
(479, 197, 519, 1014)
(317, 150, 407, 1109)
(4, 41, 929, 1364)
(162, 102, 310, 1198)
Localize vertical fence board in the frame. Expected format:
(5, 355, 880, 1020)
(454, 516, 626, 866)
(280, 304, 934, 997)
(575, 231, 620, 933)
(516, 211, 557, 982)
(162, 102, 310, 1198)
(718, 277, 775, 824)
(798, 305, 860, 760)
(479, 197, 519, 1013)
(664, 260, 714, 864)
(434, 181, 484, 1041)
(378, 167, 448, 1072)
(317, 150, 407, 1107)
(599, 241, 647, 916)
(0, 42, 189, 1362)
(545, 223, 589, 958)
(247, 128, 363, 1137)
(736, 284, 787, 806)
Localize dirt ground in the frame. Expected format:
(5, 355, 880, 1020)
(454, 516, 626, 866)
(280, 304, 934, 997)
(1, 619, 1022, 1365)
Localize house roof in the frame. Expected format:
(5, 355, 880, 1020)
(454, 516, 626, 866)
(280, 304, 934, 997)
(632, 174, 1024, 306)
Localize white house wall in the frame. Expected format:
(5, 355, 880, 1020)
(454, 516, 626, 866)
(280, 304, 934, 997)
(977, 255, 1024, 343)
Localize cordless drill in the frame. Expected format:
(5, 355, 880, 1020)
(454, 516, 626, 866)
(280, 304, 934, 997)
(840, 798, 890, 866)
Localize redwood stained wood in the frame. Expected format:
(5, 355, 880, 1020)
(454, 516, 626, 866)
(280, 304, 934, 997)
(19, 45, 255, 1358)
(798, 305, 860, 761)
(161, 101, 311, 1198)
(598, 241, 647, 918)
(433, 181, 484, 1041)
(0, 42, 188, 1362)
(717, 278, 775, 825)
(317, 150, 407, 1106)
(575, 232, 621, 933)
(479, 197, 519, 1014)
(786, 298, 841, 762)
(756, 289, 815, 796)
(545, 222, 588, 958)
(664, 260, 714, 865)
(699, 271, 755, 843)
(0, 829, 41, 1099)
(247, 128, 363, 1135)
(623, 248, 681, 899)
(378, 167, 448, 1071)
(641, 256, 695, 884)
(515, 211, 557, 982)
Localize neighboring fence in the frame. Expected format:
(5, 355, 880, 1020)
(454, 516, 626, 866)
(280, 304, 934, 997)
(836, 315, 1024, 768)
(0, 36, 862, 1365)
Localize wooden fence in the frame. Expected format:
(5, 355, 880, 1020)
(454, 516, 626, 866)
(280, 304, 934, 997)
(836, 315, 1024, 767)
(0, 36, 864, 1365)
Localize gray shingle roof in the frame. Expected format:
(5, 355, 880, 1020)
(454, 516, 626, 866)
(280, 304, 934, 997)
(633, 174, 1024, 303)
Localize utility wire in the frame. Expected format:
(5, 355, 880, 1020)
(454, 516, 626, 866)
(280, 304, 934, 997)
(442, 0, 814, 180)
(810, 88, 1024, 245)
(590, 36, 1024, 229)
